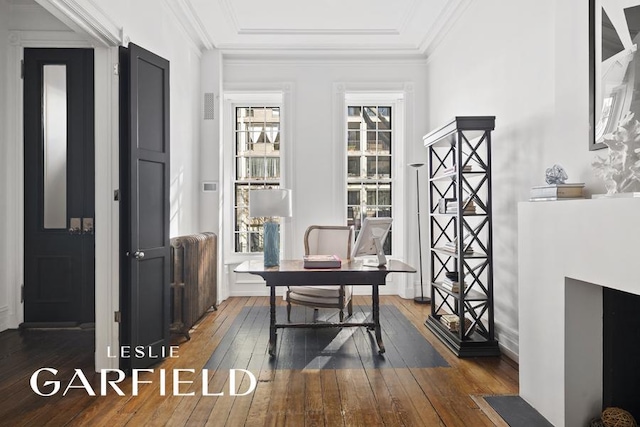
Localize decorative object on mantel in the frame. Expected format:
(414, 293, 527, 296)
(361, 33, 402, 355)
(600, 407, 637, 427)
(529, 183, 584, 201)
(545, 164, 568, 184)
(530, 165, 584, 201)
(592, 112, 640, 197)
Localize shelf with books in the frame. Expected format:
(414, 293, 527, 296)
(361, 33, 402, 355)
(423, 116, 499, 357)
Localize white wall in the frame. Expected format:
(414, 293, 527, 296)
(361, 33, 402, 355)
(425, 0, 601, 358)
(0, 1, 10, 331)
(218, 58, 429, 297)
(199, 49, 222, 235)
(92, 0, 203, 236)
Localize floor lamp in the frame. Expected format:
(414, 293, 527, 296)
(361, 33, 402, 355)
(409, 163, 430, 304)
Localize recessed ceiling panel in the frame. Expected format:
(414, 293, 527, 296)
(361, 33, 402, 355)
(184, 0, 451, 56)
(229, 0, 412, 33)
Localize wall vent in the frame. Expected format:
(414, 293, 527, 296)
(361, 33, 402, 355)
(203, 93, 215, 120)
(202, 182, 218, 192)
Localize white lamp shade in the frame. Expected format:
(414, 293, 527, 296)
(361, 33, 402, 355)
(249, 188, 292, 218)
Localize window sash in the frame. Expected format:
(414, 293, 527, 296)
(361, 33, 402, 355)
(233, 106, 281, 253)
(346, 104, 393, 255)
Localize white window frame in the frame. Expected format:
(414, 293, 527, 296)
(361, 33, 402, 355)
(221, 91, 289, 265)
(343, 92, 406, 262)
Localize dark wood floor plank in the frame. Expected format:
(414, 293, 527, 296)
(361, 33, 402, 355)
(319, 369, 345, 427)
(1, 295, 521, 426)
(303, 370, 325, 427)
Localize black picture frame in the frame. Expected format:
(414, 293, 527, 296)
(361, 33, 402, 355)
(590, 0, 640, 151)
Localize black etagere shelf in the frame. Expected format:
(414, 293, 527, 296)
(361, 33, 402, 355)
(423, 116, 500, 357)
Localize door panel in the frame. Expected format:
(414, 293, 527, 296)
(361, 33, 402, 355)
(23, 48, 95, 325)
(119, 43, 170, 371)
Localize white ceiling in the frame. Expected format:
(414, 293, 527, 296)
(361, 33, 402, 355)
(169, 0, 467, 57)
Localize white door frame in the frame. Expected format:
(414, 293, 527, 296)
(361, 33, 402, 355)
(4, 0, 123, 371)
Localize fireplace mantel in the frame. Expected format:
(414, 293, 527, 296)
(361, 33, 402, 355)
(518, 198, 640, 427)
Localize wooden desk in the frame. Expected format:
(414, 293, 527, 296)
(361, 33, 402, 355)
(234, 259, 416, 356)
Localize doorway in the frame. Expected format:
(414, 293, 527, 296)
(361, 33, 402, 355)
(22, 48, 95, 326)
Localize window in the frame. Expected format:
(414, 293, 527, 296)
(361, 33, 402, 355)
(234, 106, 281, 253)
(346, 105, 393, 254)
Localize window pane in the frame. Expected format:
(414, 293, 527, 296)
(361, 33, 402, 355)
(378, 156, 391, 178)
(43, 64, 67, 229)
(378, 184, 391, 205)
(366, 188, 376, 205)
(379, 132, 391, 154)
(348, 157, 360, 177)
(367, 131, 377, 152)
(364, 107, 377, 129)
(249, 232, 262, 252)
(235, 207, 249, 232)
(366, 156, 377, 178)
(347, 190, 360, 205)
(348, 131, 359, 151)
(236, 107, 250, 131)
(236, 131, 249, 153)
(348, 106, 361, 117)
(378, 106, 391, 130)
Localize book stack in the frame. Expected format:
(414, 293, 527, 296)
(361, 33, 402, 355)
(441, 272, 466, 293)
(442, 164, 472, 175)
(441, 241, 474, 255)
(529, 183, 585, 201)
(439, 314, 472, 333)
(442, 199, 476, 214)
(303, 254, 341, 269)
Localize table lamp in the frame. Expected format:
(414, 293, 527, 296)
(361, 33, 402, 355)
(249, 188, 292, 267)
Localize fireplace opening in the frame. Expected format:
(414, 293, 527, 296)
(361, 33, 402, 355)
(603, 287, 640, 420)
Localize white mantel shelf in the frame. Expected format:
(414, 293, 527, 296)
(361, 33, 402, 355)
(518, 197, 640, 427)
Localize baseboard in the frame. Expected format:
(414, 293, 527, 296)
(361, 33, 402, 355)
(495, 322, 519, 362)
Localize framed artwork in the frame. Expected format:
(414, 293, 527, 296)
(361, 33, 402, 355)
(590, 0, 640, 150)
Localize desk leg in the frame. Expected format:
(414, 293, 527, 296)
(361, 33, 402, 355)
(372, 284, 385, 354)
(269, 285, 276, 357)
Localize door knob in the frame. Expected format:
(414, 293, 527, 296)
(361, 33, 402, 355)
(132, 251, 145, 260)
(69, 217, 81, 234)
(82, 218, 94, 234)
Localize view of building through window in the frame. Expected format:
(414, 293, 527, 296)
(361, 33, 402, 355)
(234, 106, 281, 253)
(347, 105, 393, 254)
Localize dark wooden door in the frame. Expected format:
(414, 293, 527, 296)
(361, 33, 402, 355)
(119, 43, 170, 370)
(23, 48, 95, 325)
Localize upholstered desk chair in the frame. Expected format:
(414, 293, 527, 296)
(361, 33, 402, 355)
(286, 225, 354, 322)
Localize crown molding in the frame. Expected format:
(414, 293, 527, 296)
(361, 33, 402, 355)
(164, 0, 214, 51)
(217, 41, 426, 59)
(419, 0, 472, 57)
(35, 0, 121, 46)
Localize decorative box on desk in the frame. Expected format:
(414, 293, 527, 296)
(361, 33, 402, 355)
(423, 116, 500, 357)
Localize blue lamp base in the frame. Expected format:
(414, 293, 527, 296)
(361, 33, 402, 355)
(263, 221, 280, 267)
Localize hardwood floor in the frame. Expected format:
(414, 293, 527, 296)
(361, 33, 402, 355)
(0, 296, 518, 426)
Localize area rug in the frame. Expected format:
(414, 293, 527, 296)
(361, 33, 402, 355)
(484, 395, 554, 427)
(204, 305, 449, 370)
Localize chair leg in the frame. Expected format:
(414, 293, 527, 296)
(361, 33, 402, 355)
(287, 300, 292, 322)
(348, 298, 353, 316)
(339, 308, 344, 322)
